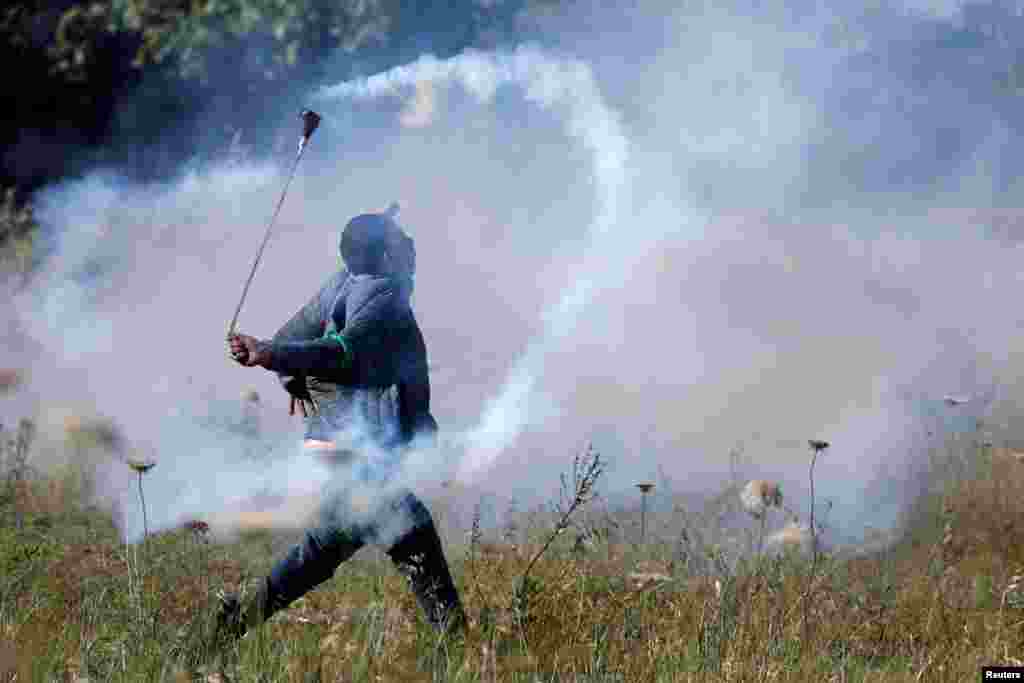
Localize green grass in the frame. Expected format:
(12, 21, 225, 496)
(2, 427, 1024, 681)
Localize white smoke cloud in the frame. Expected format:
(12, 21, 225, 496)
(318, 45, 630, 481)
(398, 80, 438, 128)
(6, 0, 1024, 549)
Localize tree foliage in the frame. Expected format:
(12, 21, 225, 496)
(96, 0, 394, 82)
(0, 0, 551, 236)
(7, 0, 1024, 202)
(47, 0, 541, 85)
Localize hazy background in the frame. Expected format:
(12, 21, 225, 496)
(4, 0, 1024, 545)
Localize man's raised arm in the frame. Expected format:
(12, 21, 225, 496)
(228, 276, 399, 385)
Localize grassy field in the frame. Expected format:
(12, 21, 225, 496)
(1, 421, 1023, 682)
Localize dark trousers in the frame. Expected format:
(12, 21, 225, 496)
(262, 483, 463, 630)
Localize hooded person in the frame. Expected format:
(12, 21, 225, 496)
(259, 203, 432, 449)
(216, 206, 465, 647)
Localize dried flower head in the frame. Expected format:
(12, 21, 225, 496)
(740, 479, 783, 519)
(765, 521, 814, 554)
(636, 483, 655, 494)
(0, 369, 22, 392)
(126, 459, 156, 474)
(808, 439, 830, 452)
(184, 519, 210, 534)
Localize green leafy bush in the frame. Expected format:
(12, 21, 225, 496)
(0, 188, 36, 275)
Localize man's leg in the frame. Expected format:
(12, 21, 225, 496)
(215, 490, 367, 644)
(381, 491, 466, 634)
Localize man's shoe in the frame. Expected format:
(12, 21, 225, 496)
(208, 580, 269, 653)
(213, 590, 247, 644)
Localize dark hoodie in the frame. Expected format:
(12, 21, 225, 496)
(266, 215, 436, 448)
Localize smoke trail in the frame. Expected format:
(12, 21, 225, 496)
(317, 45, 630, 481)
(13, 2, 1022, 550)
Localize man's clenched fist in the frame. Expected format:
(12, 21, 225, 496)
(227, 334, 271, 368)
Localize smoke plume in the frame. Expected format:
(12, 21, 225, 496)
(5, 0, 1024, 547)
(317, 45, 630, 482)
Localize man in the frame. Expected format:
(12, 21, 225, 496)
(218, 207, 465, 646)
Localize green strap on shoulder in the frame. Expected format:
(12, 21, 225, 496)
(323, 330, 352, 369)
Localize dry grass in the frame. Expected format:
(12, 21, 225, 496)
(2, 423, 1024, 681)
